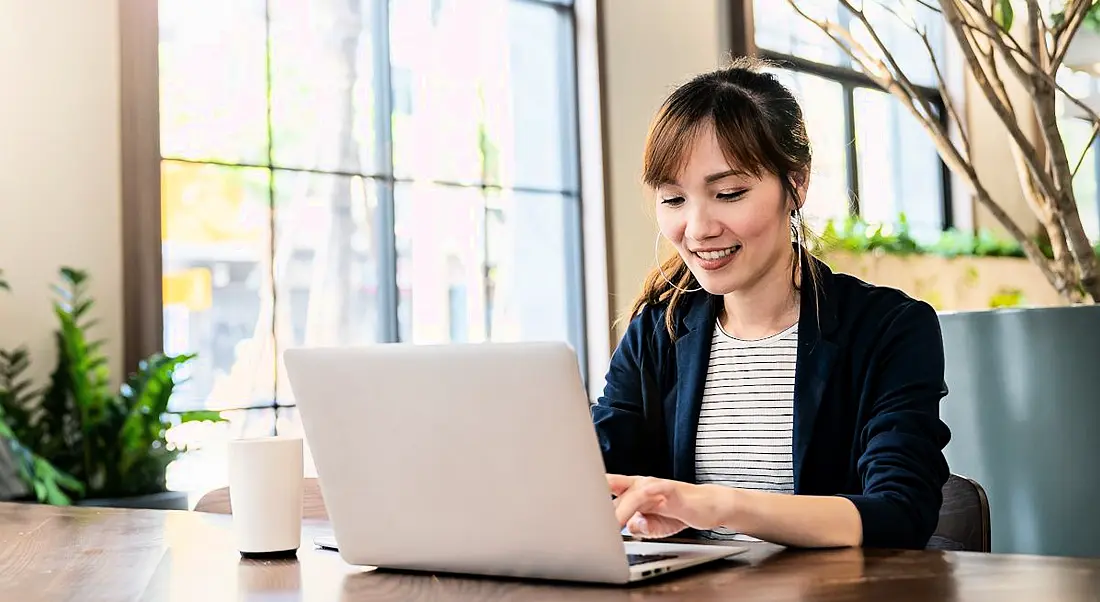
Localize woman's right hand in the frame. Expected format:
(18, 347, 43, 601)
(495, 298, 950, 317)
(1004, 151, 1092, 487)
(608, 474, 734, 539)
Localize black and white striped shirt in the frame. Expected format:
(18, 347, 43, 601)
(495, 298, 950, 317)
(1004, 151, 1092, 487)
(695, 319, 797, 540)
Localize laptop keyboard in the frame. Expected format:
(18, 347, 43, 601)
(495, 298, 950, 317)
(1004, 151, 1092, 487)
(627, 553, 677, 566)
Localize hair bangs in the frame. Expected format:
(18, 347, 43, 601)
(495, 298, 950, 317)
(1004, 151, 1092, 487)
(641, 102, 709, 188)
(710, 87, 777, 180)
(642, 83, 780, 189)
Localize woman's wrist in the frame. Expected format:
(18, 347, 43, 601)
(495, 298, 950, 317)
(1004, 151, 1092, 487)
(701, 483, 747, 531)
(698, 484, 863, 548)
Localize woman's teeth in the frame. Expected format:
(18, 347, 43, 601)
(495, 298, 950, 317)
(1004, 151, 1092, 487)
(695, 247, 738, 260)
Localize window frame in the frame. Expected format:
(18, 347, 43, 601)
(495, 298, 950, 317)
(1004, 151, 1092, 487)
(730, 0, 954, 231)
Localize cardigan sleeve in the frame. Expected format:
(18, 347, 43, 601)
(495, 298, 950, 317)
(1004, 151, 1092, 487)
(590, 311, 662, 477)
(838, 300, 952, 549)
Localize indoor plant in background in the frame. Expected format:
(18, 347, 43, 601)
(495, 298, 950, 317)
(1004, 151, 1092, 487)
(788, 0, 1100, 557)
(0, 267, 222, 509)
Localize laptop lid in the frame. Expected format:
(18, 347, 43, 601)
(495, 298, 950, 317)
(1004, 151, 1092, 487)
(284, 342, 631, 583)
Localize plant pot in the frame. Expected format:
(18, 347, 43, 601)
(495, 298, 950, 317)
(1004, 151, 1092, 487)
(939, 304, 1100, 558)
(75, 490, 189, 511)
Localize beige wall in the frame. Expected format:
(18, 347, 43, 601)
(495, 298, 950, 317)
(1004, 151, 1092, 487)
(964, 32, 1040, 236)
(0, 0, 124, 388)
(600, 0, 728, 340)
(824, 252, 1060, 311)
(966, 73, 1037, 235)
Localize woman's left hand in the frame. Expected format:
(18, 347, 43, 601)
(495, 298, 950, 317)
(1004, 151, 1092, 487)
(607, 474, 734, 539)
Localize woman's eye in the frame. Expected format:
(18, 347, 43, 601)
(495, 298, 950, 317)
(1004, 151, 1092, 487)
(661, 196, 685, 206)
(717, 190, 747, 201)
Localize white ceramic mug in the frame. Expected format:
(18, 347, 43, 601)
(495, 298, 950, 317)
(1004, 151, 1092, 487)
(228, 436, 304, 558)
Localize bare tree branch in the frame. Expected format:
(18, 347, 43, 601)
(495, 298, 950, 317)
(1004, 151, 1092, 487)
(867, 0, 971, 156)
(969, 167, 1067, 295)
(785, 0, 1068, 295)
(947, 3, 1100, 132)
(867, 0, 916, 29)
(1052, 0, 1093, 70)
(954, 1, 1096, 294)
(1072, 122, 1100, 178)
(837, 0, 939, 118)
(786, 0, 1097, 299)
(1027, 1, 1071, 186)
(922, 31, 972, 157)
(1023, 0, 1052, 67)
(951, 1, 1099, 300)
(911, 0, 942, 14)
(961, 8, 1013, 113)
(1025, 4, 1100, 296)
(1026, 1, 1047, 69)
(941, 1, 1061, 200)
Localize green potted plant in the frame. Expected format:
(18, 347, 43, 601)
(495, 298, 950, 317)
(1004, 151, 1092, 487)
(0, 267, 222, 508)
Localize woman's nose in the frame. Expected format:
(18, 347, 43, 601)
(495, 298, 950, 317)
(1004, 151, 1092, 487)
(683, 202, 723, 242)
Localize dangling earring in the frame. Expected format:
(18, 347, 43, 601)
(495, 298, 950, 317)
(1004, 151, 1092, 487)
(790, 209, 804, 251)
(654, 232, 702, 293)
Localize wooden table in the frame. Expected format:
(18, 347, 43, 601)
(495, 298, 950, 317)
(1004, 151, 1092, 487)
(1, 502, 1099, 601)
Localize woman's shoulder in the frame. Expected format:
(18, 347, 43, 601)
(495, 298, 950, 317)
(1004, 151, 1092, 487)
(618, 290, 712, 348)
(824, 269, 941, 338)
(830, 270, 933, 311)
(618, 297, 673, 347)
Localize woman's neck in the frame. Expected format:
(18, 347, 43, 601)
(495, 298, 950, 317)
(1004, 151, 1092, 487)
(719, 249, 800, 340)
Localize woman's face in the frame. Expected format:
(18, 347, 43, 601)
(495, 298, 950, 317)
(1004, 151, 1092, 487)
(654, 124, 803, 295)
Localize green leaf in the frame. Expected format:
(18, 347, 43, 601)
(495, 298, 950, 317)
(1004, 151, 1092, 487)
(993, 0, 1014, 33)
(117, 353, 195, 480)
(73, 298, 95, 320)
(42, 458, 85, 493)
(176, 410, 225, 423)
(989, 287, 1024, 308)
(59, 267, 88, 287)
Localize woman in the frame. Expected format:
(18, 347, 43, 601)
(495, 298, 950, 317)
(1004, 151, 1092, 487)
(592, 58, 951, 550)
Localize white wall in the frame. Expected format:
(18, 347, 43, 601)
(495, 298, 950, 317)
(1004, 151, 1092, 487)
(0, 0, 124, 388)
(600, 0, 728, 339)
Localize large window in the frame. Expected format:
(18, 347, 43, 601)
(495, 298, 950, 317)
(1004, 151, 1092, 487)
(157, 0, 585, 495)
(752, 1, 951, 238)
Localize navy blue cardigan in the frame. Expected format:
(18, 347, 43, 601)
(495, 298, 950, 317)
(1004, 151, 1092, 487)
(591, 257, 952, 549)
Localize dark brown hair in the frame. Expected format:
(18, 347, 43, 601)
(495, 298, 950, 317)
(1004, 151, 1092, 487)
(629, 57, 820, 338)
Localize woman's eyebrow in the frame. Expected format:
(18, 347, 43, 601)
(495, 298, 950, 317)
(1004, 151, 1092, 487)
(657, 169, 747, 187)
(704, 169, 746, 183)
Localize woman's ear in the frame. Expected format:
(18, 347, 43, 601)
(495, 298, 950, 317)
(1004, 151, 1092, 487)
(787, 170, 810, 211)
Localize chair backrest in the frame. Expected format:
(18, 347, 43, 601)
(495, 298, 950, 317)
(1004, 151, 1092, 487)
(193, 477, 329, 520)
(928, 473, 990, 552)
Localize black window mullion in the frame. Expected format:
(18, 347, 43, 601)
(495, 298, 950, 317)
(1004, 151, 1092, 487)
(843, 83, 860, 217)
(373, 0, 399, 343)
(937, 97, 954, 230)
(757, 56, 953, 227)
(836, 6, 858, 218)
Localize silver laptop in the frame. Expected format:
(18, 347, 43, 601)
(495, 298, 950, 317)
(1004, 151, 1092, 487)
(283, 341, 745, 584)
